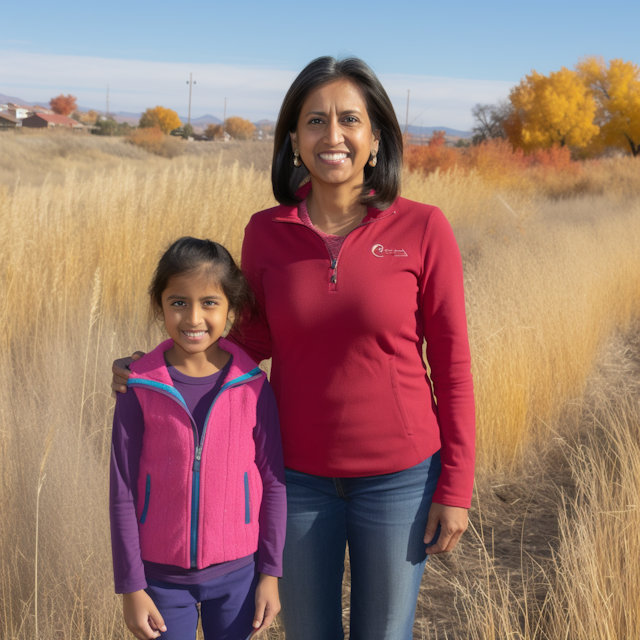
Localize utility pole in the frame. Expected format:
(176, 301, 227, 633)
(186, 73, 196, 125)
(223, 97, 227, 134)
(106, 85, 109, 118)
(404, 89, 410, 136)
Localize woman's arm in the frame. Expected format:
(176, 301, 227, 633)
(227, 217, 273, 363)
(418, 207, 476, 509)
(111, 352, 144, 395)
(418, 208, 475, 553)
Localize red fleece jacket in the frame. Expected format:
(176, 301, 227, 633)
(234, 183, 475, 508)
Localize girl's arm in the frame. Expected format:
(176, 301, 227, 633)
(251, 381, 286, 635)
(253, 381, 287, 577)
(110, 388, 147, 593)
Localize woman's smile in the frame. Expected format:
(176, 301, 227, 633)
(318, 151, 350, 164)
(291, 79, 379, 190)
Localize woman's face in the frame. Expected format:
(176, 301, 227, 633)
(291, 79, 380, 192)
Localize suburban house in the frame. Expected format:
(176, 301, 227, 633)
(0, 111, 19, 130)
(6, 103, 31, 119)
(30, 105, 55, 114)
(21, 113, 84, 130)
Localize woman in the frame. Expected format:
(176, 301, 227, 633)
(113, 56, 475, 640)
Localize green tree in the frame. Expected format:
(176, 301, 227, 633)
(92, 118, 132, 136)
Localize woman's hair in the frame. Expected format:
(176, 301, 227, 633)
(149, 237, 255, 327)
(272, 56, 403, 210)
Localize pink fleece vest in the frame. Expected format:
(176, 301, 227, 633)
(128, 338, 265, 570)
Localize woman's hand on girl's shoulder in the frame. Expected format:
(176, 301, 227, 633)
(122, 589, 166, 640)
(111, 352, 145, 396)
(251, 573, 281, 637)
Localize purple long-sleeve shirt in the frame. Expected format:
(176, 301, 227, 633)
(110, 357, 286, 594)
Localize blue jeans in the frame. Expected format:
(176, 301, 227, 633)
(279, 452, 441, 640)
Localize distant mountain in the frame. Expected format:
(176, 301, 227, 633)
(404, 124, 472, 139)
(180, 114, 222, 126)
(254, 119, 276, 129)
(109, 112, 142, 125)
(0, 93, 47, 107)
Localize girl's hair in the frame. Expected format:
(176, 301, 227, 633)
(272, 56, 403, 211)
(149, 237, 255, 327)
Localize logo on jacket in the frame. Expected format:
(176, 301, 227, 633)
(372, 244, 408, 258)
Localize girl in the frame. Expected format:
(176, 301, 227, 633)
(110, 237, 286, 640)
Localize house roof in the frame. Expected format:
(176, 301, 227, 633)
(0, 111, 18, 123)
(27, 113, 83, 126)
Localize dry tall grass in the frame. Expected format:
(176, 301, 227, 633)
(449, 330, 640, 639)
(1, 135, 639, 638)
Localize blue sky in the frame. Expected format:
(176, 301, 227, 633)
(2, 0, 638, 129)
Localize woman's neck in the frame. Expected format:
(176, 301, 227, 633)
(306, 178, 367, 237)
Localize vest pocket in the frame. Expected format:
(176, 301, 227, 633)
(244, 472, 250, 524)
(140, 474, 151, 524)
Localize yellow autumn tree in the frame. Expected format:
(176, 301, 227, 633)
(507, 68, 599, 152)
(576, 56, 640, 157)
(224, 116, 256, 140)
(139, 106, 181, 134)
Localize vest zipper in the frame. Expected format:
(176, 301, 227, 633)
(128, 367, 263, 568)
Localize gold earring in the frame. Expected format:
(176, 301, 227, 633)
(368, 153, 377, 167)
(293, 149, 302, 167)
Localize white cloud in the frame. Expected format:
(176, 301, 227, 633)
(2, 50, 515, 129)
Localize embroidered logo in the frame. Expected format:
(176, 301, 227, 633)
(372, 244, 408, 258)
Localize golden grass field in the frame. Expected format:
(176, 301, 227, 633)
(1, 131, 639, 639)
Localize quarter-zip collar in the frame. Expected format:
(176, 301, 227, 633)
(271, 181, 398, 225)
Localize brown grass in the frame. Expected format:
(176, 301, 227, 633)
(1, 134, 639, 638)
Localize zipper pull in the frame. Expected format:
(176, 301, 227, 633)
(193, 447, 202, 471)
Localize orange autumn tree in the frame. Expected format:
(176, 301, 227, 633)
(205, 124, 224, 139)
(507, 68, 599, 151)
(224, 116, 256, 140)
(49, 94, 77, 116)
(139, 107, 181, 134)
(577, 56, 640, 157)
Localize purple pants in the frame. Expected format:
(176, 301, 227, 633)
(145, 563, 258, 640)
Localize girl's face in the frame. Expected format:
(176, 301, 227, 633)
(290, 79, 380, 191)
(160, 269, 233, 357)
